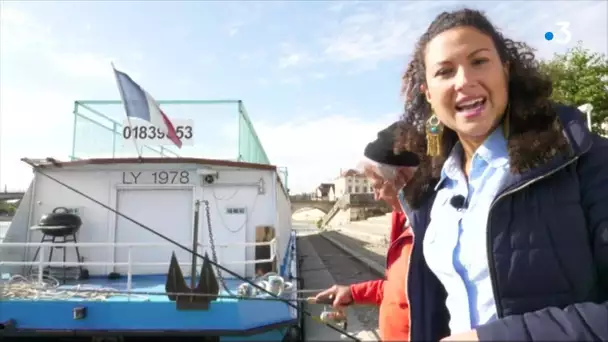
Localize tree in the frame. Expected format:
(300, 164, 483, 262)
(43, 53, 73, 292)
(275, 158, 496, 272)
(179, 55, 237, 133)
(539, 42, 608, 136)
(0, 201, 17, 215)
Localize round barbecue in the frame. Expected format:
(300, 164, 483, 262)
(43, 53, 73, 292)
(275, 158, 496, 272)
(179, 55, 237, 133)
(33, 207, 82, 237)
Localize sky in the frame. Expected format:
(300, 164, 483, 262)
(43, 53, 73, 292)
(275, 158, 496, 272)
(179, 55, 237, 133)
(1, 0, 607, 194)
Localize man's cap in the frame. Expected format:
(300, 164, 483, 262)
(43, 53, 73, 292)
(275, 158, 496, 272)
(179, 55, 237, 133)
(363, 122, 419, 167)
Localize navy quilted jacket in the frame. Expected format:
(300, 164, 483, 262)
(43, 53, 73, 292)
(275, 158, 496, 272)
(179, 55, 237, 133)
(403, 105, 608, 341)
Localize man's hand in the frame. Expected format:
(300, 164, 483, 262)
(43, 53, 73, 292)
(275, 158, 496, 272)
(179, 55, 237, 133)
(314, 285, 353, 310)
(440, 329, 479, 341)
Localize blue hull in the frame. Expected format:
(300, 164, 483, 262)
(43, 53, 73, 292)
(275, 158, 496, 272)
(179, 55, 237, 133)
(1, 275, 298, 340)
(1, 232, 301, 341)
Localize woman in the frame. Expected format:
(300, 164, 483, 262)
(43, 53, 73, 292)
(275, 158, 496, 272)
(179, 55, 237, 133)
(315, 122, 418, 341)
(394, 8, 608, 342)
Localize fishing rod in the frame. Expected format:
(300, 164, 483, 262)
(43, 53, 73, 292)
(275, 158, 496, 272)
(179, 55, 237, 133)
(21, 159, 360, 341)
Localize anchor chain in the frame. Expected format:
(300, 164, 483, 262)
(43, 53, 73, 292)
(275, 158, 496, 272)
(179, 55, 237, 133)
(202, 199, 232, 295)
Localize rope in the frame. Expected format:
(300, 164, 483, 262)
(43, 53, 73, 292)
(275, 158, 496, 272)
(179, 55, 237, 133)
(1, 274, 150, 301)
(2, 274, 345, 327)
(0, 275, 324, 302)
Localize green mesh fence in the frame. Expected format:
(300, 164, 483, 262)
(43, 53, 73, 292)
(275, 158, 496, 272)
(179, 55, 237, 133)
(71, 100, 286, 189)
(237, 103, 269, 164)
(278, 167, 289, 193)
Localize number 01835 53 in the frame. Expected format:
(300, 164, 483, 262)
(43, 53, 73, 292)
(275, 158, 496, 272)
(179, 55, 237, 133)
(122, 119, 194, 146)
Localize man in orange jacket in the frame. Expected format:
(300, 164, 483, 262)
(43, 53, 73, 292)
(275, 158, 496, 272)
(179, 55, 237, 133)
(315, 122, 418, 341)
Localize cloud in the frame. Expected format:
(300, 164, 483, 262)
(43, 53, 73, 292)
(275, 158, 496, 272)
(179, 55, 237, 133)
(483, 1, 608, 59)
(256, 111, 398, 193)
(0, 86, 77, 190)
(1, 7, 138, 81)
(227, 21, 245, 37)
(321, 2, 436, 69)
(2, 1, 605, 195)
(326, 2, 348, 13)
(279, 76, 302, 85)
(0, 7, 52, 53)
(0, 6, 145, 190)
(311, 72, 326, 79)
(48, 52, 116, 80)
(320, 1, 607, 70)
(277, 43, 316, 69)
(279, 53, 308, 69)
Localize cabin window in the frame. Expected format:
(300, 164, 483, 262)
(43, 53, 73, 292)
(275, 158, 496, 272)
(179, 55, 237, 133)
(254, 225, 276, 276)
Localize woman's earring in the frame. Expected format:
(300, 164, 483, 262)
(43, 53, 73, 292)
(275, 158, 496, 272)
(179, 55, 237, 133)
(503, 104, 510, 138)
(426, 114, 443, 157)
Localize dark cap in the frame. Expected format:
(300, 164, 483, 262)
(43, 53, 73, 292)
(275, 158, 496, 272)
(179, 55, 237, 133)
(363, 122, 419, 167)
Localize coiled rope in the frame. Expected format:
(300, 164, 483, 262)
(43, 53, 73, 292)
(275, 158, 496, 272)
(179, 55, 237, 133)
(1, 274, 149, 301)
(2, 273, 347, 329)
(1, 274, 332, 305)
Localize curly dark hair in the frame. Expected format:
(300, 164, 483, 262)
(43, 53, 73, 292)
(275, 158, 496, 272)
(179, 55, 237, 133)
(395, 8, 569, 209)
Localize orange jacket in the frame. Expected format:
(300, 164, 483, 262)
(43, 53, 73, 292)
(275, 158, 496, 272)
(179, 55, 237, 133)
(349, 211, 413, 340)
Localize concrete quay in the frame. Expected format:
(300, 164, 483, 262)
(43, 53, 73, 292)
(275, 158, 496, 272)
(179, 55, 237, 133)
(320, 214, 392, 277)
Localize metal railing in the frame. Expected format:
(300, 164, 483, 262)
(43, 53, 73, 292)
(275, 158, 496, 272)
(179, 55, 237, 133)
(70, 100, 288, 189)
(0, 239, 276, 293)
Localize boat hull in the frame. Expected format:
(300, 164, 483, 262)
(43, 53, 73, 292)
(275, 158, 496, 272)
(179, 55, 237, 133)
(1, 233, 302, 341)
(1, 276, 300, 341)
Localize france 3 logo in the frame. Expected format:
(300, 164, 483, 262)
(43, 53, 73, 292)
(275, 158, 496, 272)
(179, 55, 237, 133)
(545, 22, 572, 44)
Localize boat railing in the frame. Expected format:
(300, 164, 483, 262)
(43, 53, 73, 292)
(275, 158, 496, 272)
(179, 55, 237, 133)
(71, 100, 289, 189)
(0, 238, 277, 293)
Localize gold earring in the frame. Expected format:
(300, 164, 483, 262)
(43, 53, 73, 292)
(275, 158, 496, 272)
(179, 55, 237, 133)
(502, 104, 510, 138)
(426, 114, 443, 157)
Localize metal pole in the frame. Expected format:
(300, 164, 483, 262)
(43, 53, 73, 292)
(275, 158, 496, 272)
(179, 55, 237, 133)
(0, 98, 2, 189)
(71, 102, 79, 160)
(190, 200, 201, 288)
(112, 123, 117, 158)
(111, 62, 142, 158)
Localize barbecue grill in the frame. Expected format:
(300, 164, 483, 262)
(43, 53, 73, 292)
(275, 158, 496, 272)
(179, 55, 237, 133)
(29, 207, 88, 281)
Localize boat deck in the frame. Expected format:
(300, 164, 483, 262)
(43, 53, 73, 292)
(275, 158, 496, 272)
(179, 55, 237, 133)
(0, 274, 297, 336)
(3, 274, 252, 302)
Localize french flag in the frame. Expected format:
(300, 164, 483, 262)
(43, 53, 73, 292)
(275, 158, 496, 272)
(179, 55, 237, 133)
(113, 67, 182, 148)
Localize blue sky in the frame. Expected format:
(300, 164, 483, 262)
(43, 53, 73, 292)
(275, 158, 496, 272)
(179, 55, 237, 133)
(1, 0, 607, 193)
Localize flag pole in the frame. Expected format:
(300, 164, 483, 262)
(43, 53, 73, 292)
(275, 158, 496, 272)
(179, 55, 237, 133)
(111, 62, 142, 159)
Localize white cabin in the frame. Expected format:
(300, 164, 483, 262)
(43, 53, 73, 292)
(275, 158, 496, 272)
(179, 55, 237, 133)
(1, 157, 292, 280)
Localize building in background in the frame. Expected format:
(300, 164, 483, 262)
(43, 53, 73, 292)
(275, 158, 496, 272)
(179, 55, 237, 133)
(332, 169, 372, 198)
(293, 169, 374, 203)
(315, 183, 336, 201)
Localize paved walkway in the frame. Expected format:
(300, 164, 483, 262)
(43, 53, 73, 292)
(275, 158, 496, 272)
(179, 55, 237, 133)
(297, 226, 379, 341)
(320, 230, 387, 276)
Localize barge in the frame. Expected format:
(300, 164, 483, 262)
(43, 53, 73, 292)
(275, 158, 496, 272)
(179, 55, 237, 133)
(0, 100, 301, 341)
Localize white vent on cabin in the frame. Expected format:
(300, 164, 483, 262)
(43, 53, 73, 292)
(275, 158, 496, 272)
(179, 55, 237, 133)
(226, 207, 246, 214)
(196, 168, 219, 185)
